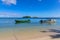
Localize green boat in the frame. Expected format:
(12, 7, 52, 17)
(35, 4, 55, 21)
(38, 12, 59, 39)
(15, 19, 31, 24)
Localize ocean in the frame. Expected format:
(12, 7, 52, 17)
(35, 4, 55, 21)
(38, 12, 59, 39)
(0, 18, 60, 33)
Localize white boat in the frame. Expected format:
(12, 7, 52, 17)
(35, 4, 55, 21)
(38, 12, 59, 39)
(46, 19, 56, 23)
(40, 19, 56, 23)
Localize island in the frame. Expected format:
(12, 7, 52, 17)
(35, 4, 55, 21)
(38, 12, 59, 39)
(22, 16, 31, 18)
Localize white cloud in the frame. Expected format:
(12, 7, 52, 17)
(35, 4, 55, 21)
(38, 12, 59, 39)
(0, 12, 21, 17)
(1, 0, 16, 5)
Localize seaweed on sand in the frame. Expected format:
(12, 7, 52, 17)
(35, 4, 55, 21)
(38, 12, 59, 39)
(40, 31, 47, 33)
(49, 29, 60, 33)
(50, 34, 60, 39)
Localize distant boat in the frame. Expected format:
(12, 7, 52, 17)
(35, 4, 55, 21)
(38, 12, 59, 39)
(40, 19, 56, 23)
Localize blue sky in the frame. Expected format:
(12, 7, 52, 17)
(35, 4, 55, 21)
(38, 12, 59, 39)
(0, 0, 60, 17)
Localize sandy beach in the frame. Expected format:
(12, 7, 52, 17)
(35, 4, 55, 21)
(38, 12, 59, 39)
(0, 28, 60, 40)
(0, 0, 60, 40)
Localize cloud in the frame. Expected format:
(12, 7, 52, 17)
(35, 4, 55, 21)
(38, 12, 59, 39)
(0, 12, 21, 17)
(1, 0, 16, 5)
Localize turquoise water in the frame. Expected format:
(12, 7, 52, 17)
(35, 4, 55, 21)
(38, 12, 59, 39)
(0, 18, 60, 33)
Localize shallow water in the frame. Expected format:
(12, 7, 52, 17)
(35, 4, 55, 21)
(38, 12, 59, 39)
(0, 18, 60, 33)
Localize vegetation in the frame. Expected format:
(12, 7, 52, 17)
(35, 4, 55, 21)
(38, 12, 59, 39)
(22, 16, 31, 18)
(15, 19, 31, 24)
(22, 16, 39, 18)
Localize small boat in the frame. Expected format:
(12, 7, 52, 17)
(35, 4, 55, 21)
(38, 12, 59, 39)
(46, 19, 56, 23)
(15, 19, 31, 24)
(40, 19, 56, 23)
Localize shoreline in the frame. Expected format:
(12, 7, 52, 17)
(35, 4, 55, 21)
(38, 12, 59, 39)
(0, 28, 60, 40)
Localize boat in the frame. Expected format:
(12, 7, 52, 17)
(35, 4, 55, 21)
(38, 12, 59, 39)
(15, 19, 31, 24)
(46, 19, 56, 23)
(40, 19, 56, 23)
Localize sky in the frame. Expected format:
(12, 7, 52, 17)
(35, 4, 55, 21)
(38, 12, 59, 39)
(0, 0, 60, 17)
